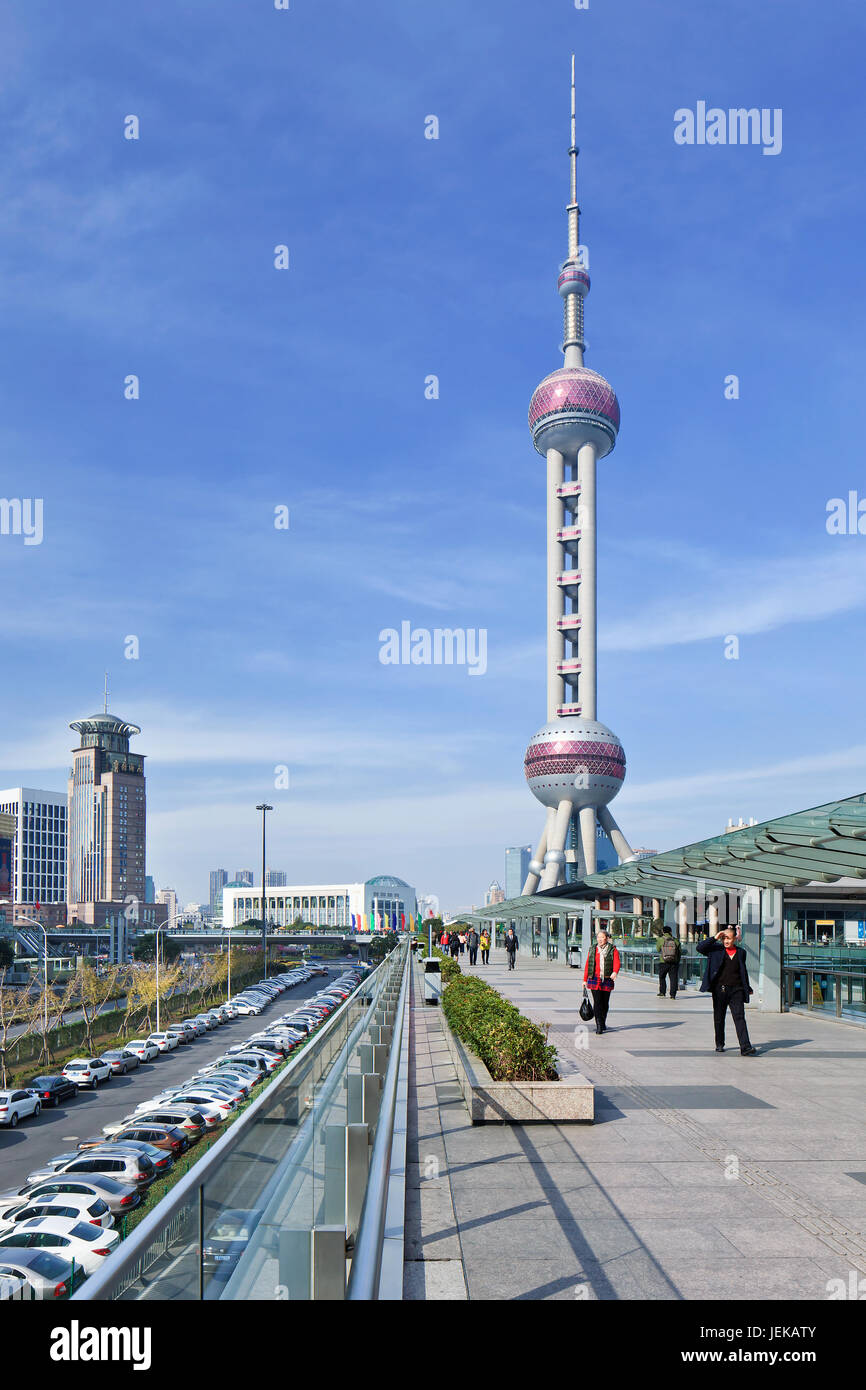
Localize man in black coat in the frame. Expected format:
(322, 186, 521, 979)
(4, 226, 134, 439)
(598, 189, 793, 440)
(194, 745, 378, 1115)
(466, 928, 480, 966)
(696, 927, 758, 1055)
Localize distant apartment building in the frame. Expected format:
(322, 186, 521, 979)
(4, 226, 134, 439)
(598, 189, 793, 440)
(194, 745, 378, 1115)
(0, 787, 68, 927)
(145, 875, 155, 903)
(209, 868, 228, 915)
(156, 887, 178, 927)
(233, 869, 254, 887)
(505, 846, 532, 899)
(485, 881, 505, 906)
(265, 869, 287, 887)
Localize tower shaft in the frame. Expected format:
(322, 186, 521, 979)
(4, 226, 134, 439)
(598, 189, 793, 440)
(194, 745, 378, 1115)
(547, 448, 566, 720)
(577, 441, 597, 720)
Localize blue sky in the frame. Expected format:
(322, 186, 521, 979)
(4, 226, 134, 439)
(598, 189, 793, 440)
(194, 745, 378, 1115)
(1, 0, 865, 912)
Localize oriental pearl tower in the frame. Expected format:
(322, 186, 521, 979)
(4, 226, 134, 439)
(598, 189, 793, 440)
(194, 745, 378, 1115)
(522, 57, 634, 894)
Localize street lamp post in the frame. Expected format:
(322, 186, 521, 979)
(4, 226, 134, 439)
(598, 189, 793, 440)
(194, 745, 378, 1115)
(220, 921, 232, 1000)
(14, 913, 49, 1040)
(256, 803, 274, 980)
(155, 911, 183, 1034)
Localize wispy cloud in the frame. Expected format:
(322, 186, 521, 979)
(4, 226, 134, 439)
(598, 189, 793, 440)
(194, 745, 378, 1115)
(602, 549, 866, 653)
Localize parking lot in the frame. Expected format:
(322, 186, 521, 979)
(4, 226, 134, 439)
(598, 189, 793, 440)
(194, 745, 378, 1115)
(0, 972, 330, 1199)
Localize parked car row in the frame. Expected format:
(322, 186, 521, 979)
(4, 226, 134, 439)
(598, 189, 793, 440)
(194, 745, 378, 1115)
(0, 984, 302, 1130)
(199, 966, 367, 1285)
(0, 963, 364, 1297)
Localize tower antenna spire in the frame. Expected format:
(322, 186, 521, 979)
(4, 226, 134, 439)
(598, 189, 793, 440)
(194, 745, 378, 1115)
(560, 54, 586, 366)
(103, 671, 109, 714)
(570, 53, 577, 208)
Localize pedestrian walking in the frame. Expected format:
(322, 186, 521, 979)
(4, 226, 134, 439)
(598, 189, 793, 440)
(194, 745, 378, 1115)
(696, 927, 758, 1055)
(504, 926, 519, 970)
(583, 928, 620, 1034)
(479, 929, 490, 965)
(439, 931, 449, 955)
(449, 933, 460, 960)
(656, 927, 681, 999)
(467, 927, 479, 965)
(458, 932, 466, 956)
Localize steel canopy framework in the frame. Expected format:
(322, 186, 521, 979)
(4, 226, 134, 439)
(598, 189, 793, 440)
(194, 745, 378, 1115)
(583, 793, 866, 898)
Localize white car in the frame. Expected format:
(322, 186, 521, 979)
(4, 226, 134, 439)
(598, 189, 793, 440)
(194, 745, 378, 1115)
(124, 1039, 160, 1062)
(0, 1191, 114, 1232)
(0, 1215, 119, 1275)
(0, 1090, 41, 1128)
(146, 1032, 179, 1053)
(62, 1058, 112, 1090)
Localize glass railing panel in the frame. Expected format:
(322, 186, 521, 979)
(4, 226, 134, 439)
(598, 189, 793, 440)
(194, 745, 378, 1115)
(115, 1193, 201, 1301)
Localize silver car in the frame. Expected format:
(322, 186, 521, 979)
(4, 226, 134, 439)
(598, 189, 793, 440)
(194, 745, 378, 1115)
(29, 1152, 155, 1190)
(2, 1175, 141, 1217)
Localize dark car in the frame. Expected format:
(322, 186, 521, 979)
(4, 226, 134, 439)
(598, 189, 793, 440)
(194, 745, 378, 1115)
(24, 1075, 77, 1108)
(202, 1208, 263, 1284)
(100, 1050, 141, 1076)
(75, 1138, 174, 1176)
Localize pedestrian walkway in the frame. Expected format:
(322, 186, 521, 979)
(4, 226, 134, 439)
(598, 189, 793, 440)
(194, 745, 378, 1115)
(404, 948, 866, 1300)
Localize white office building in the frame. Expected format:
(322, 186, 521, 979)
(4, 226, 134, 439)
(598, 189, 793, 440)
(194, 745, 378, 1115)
(222, 874, 416, 931)
(0, 787, 67, 923)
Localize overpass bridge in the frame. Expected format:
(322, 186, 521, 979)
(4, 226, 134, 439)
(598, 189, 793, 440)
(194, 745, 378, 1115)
(5, 927, 378, 957)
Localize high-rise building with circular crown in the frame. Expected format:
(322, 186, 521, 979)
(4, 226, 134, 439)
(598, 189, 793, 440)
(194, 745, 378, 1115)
(522, 58, 635, 894)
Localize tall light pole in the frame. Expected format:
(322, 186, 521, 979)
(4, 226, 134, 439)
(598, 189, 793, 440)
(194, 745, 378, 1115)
(256, 803, 273, 979)
(220, 921, 232, 1000)
(15, 913, 49, 1041)
(155, 911, 182, 1034)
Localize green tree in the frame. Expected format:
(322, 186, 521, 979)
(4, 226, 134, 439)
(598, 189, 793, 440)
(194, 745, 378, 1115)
(0, 940, 14, 972)
(133, 933, 181, 964)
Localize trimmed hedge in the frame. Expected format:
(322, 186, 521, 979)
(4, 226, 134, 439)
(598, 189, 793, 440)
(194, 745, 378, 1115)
(441, 974, 558, 1081)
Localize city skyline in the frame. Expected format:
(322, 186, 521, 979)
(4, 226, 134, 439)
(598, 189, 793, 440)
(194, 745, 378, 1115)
(1, 3, 865, 909)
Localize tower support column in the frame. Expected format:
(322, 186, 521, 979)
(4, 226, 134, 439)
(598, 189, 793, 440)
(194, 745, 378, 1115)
(578, 805, 598, 876)
(598, 805, 635, 863)
(539, 799, 572, 890)
(523, 808, 555, 895)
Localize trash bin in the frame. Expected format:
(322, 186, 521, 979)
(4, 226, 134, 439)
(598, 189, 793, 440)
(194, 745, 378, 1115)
(422, 957, 442, 1004)
(568, 945, 582, 969)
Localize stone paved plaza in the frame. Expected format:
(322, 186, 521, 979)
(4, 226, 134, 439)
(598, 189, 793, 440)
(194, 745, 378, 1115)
(403, 949, 866, 1301)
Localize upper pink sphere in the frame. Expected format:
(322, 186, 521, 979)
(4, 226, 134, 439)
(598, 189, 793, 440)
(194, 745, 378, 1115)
(529, 366, 620, 458)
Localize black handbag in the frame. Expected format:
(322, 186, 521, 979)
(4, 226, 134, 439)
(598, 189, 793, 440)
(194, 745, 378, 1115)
(579, 988, 594, 1022)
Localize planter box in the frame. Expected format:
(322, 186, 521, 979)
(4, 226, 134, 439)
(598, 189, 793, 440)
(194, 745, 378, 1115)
(439, 1007, 594, 1124)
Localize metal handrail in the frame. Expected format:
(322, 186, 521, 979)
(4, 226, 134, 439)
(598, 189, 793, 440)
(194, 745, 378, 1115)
(72, 956, 392, 1300)
(346, 945, 411, 1300)
(782, 965, 866, 979)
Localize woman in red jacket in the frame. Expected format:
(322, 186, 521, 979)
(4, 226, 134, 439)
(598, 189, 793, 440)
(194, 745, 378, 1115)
(583, 928, 620, 1035)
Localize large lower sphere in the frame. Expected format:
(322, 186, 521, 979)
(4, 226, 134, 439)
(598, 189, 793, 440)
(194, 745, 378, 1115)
(524, 717, 626, 809)
(529, 366, 620, 458)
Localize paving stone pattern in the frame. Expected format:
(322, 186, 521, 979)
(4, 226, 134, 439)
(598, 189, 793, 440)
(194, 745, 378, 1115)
(404, 950, 866, 1301)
